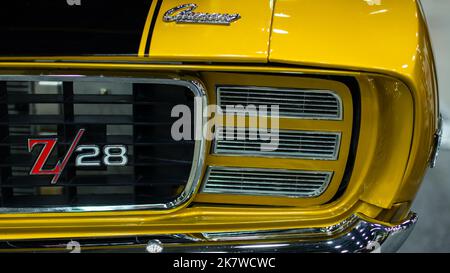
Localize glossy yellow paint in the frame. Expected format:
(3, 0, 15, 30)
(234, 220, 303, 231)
(138, 0, 160, 57)
(0, 0, 438, 239)
(0, 61, 429, 240)
(195, 72, 353, 206)
(148, 0, 274, 62)
(270, 0, 438, 206)
(356, 76, 414, 208)
(270, 0, 420, 75)
(394, 5, 439, 204)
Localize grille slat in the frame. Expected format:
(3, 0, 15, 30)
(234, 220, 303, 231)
(0, 115, 177, 125)
(1, 176, 187, 188)
(0, 135, 194, 146)
(219, 104, 340, 113)
(0, 154, 192, 167)
(207, 170, 331, 178)
(214, 127, 341, 160)
(215, 144, 336, 152)
(219, 99, 340, 108)
(0, 77, 200, 210)
(216, 139, 336, 147)
(207, 175, 329, 181)
(205, 185, 319, 193)
(203, 167, 332, 198)
(228, 136, 338, 142)
(217, 89, 338, 98)
(207, 180, 325, 187)
(217, 94, 338, 103)
(0, 93, 195, 105)
(221, 95, 338, 103)
(217, 86, 342, 120)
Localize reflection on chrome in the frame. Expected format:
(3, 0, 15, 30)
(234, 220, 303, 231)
(0, 213, 417, 253)
(197, 213, 417, 253)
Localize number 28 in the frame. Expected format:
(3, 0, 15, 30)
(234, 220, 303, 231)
(75, 145, 128, 167)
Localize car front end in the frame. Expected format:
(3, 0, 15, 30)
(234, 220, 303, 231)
(0, 0, 439, 253)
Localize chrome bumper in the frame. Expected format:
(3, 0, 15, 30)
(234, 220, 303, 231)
(0, 212, 417, 253)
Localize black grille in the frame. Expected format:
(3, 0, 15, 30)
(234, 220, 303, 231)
(0, 77, 199, 210)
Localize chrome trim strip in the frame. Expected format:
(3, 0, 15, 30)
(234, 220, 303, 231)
(203, 216, 361, 242)
(430, 114, 443, 168)
(201, 166, 333, 198)
(216, 86, 343, 121)
(0, 213, 417, 253)
(0, 75, 208, 213)
(212, 127, 342, 160)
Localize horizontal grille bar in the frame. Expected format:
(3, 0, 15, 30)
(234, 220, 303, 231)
(217, 86, 342, 120)
(202, 167, 333, 198)
(0, 154, 192, 167)
(0, 135, 194, 146)
(214, 127, 341, 160)
(1, 176, 187, 188)
(0, 94, 195, 105)
(0, 115, 176, 125)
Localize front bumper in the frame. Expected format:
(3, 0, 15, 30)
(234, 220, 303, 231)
(0, 212, 417, 253)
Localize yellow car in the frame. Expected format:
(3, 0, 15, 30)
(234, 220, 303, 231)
(0, 0, 440, 253)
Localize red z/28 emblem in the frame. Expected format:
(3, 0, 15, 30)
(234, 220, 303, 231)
(28, 129, 128, 184)
(28, 129, 85, 184)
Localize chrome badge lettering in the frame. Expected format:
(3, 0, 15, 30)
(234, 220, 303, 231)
(28, 129, 128, 184)
(163, 3, 241, 25)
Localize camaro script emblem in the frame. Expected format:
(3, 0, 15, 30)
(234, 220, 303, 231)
(163, 3, 241, 25)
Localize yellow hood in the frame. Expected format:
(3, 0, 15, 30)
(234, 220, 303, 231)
(148, 0, 428, 78)
(269, 0, 424, 76)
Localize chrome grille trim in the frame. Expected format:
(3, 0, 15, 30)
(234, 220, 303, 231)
(217, 86, 342, 120)
(213, 127, 341, 160)
(0, 75, 207, 213)
(202, 167, 333, 198)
